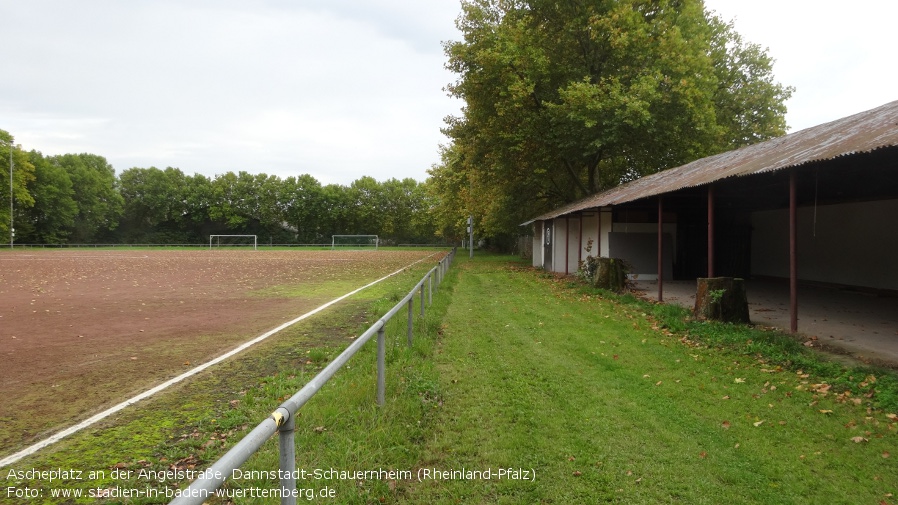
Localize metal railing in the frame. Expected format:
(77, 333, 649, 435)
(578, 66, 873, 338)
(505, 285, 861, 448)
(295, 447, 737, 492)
(168, 248, 457, 505)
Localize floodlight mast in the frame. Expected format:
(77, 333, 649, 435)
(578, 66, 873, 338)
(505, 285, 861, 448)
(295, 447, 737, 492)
(7, 139, 12, 249)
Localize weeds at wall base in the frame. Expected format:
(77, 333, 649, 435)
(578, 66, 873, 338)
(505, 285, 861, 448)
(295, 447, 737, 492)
(564, 275, 898, 413)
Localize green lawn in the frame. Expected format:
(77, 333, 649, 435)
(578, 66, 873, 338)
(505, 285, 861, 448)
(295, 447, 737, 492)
(405, 255, 897, 504)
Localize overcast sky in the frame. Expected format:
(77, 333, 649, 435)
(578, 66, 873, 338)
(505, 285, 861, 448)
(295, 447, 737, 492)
(2, 1, 896, 186)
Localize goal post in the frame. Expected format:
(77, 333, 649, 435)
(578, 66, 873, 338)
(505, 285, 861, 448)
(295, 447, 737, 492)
(331, 235, 379, 250)
(209, 235, 258, 250)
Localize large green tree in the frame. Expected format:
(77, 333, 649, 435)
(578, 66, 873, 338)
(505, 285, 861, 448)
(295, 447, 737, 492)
(51, 153, 124, 242)
(17, 151, 77, 244)
(0, 130, 37, 244)
(119, 167, 183, 230)
(433, 0, 793, 239)
(281, 174, 325, 243)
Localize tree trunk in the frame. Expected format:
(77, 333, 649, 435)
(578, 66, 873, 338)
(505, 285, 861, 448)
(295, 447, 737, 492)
(694, 277, 750, 323)
(592, 257, 628, 293)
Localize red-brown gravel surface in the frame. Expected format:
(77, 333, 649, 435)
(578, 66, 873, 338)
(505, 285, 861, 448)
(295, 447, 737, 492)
(0, 248, 438, 453)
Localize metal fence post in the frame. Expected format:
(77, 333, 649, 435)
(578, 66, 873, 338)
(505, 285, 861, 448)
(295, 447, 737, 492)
(419, 284, 425, 316)
(377, 326, 386, 406)
(406, 298, 413, 347)
(428, 272, 433, 306)
(164, 249, 458, 505)
(277, 411, 297, 505)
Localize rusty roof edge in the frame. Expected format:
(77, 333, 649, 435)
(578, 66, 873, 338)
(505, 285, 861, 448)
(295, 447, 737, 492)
(521, 99, 898, 225)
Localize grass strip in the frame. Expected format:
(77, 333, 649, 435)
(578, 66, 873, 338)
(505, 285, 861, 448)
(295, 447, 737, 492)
(406, 255, 897, 504)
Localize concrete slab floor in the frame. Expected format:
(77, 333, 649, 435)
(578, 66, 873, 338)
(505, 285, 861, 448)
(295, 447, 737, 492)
(631, 279, 898, 367)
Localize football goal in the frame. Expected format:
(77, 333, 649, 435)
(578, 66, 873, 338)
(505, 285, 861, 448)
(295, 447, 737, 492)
(209, 235, 258, 250)
(331, 235, 379, 250)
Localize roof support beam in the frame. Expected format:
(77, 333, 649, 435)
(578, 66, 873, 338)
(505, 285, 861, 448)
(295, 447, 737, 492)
(790, 171, 799, 333)
(707, 185, 715, 278)
(658, 196, 664, 302)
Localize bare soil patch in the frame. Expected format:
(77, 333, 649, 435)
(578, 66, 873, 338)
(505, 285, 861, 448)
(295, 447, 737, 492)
(0, 249, 435, 454)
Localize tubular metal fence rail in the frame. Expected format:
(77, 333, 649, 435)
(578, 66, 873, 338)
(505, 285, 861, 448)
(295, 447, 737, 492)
(168, 247, 457, 505)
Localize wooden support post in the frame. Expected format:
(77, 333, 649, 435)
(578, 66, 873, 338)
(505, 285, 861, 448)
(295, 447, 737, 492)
(708, 185, 715, 278)
(789, 172, 798, 333)
(658, 196, 664, 302)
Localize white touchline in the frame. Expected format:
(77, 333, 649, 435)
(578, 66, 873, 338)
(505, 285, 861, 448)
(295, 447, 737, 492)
(0, 254, 437, 467)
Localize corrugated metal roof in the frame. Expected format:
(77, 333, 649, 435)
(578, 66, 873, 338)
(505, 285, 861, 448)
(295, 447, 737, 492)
(524, 99, 898, 224)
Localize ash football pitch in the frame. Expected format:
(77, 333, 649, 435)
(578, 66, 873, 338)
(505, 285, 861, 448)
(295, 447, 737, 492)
(0, 249, 439, 455)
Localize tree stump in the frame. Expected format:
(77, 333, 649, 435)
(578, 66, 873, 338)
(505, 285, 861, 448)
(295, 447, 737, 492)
(592, 257, 628, 293)
(694, 277, 750, 323)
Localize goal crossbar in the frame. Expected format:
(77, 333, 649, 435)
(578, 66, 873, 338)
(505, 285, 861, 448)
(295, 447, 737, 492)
(331, 235, 379, 250)
(209, 235, 258, 250)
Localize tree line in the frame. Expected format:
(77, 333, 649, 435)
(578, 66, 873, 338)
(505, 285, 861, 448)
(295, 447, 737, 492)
(5, 1, 798, 250)
(0, 131, 444, 246)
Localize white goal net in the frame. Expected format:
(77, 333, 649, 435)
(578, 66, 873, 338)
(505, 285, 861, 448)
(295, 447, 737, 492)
(331, 235, 379, 250)
(209, 235, 258, 250)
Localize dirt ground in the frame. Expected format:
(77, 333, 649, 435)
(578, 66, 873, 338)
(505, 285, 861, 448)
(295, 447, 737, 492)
(0, 249, 437, 454)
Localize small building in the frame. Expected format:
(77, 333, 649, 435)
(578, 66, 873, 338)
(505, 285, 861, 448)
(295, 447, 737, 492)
(524, 99, 898, 332)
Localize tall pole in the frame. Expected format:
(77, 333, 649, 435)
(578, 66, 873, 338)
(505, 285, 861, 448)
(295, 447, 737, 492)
(7, 140, 12, 249)
(468, 216, 473, 258)
(789, 171, 798, 333)
(707, 185, 715, 278)
(657, 196, 663, 302)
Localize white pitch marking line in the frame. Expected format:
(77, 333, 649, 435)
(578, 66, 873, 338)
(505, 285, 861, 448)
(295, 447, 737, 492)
(0, 254, 438, 467)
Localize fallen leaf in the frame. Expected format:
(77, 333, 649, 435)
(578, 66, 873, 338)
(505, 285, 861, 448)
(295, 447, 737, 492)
(851, 436, 868, 443)
(883, 451, 891, 458)
(699, 451, 707, 459)
(734, 378, 746, 383)
(721, 421, 731, 429)
(753, 420, 765, 427)
(819, 410, 834, 415)
(572, 471, 582, 477)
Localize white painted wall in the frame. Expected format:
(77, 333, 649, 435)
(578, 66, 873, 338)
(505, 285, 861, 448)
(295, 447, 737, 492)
(548, 218, 563, 273)
(579, 213, 599, 259)
(751, 199, 898, 290)
(532, 222, 543, 268)
(600, 210, 613, 257)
